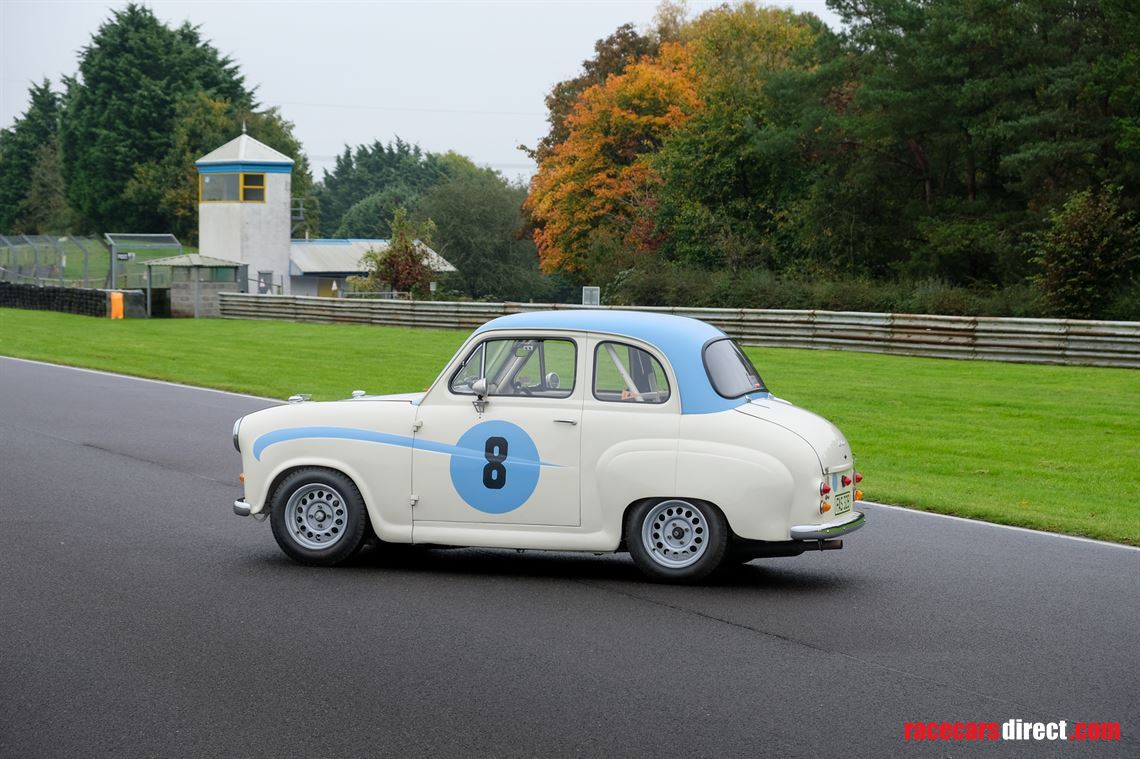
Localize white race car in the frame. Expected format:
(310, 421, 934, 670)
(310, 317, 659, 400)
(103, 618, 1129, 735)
(232, 310, 865, 581)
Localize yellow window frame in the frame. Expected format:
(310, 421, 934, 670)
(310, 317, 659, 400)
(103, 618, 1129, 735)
(197, 172, 266, 203)
(241, 173, 265, 203)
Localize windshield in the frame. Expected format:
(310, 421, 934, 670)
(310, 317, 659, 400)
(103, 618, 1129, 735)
(703, 339, 767, 398)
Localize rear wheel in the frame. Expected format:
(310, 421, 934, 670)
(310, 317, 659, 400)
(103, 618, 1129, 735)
(269, 468, 370, 566)
(626, 498, 728, 583)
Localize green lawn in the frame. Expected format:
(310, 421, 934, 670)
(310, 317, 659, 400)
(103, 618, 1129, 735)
(2, 307, 1137, 545)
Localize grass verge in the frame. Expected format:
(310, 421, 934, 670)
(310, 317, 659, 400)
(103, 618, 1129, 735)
(2, 307, 1137, 545)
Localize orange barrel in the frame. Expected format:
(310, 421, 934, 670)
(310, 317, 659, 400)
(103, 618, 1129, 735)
(109, 291, 124, 319)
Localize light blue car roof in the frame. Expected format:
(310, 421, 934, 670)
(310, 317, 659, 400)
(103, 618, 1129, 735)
(475, 310, 766, 414)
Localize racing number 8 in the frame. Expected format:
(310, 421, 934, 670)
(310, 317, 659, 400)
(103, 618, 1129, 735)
(482, 436, 508, 489)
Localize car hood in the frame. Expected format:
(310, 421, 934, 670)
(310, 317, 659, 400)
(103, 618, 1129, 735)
(733, 397, 852, 471)
(347, 392, 424, 404)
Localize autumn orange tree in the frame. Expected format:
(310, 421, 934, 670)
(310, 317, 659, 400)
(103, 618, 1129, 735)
(525, 42, 700, 283)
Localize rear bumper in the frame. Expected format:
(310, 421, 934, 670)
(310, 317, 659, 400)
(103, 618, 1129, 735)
(790, 510, 865, 541)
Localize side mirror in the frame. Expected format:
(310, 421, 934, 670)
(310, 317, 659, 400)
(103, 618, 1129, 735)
(472, 377, 488, 414)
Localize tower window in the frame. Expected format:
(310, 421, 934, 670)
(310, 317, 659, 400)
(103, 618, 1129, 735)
(200, 173, 239, 202)
(199, 172, 267, 202)
(242, 173, 265, 202)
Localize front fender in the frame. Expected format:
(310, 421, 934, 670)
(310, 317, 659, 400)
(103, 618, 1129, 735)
(234, 400, 418, 542)
(245, 451, 411, 543)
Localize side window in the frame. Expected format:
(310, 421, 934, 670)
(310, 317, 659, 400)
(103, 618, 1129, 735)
(200, 173, 239, 202)
(450, 338, 576, 398)
(593, 342, 670, 404)
(452, 343, 486, 391)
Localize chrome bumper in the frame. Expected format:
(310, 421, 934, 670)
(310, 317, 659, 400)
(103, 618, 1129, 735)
(233, 499, 251, 517)
(790, 510, 865, 541)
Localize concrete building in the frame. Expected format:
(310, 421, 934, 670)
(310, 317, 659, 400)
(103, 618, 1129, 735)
(144, 254, 244, 318)
(196, 133, 455, 298)
(196, 132, 294, 294)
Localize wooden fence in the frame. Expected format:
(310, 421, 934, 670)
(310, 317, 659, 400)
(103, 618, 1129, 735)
(217, 292, 1140, 369)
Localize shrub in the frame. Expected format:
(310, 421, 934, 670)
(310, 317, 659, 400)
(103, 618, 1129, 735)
(606, 262, 1074, 318)
(1030, 186, 1140, 319)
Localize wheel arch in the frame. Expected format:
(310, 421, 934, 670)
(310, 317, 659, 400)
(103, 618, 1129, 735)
(620, 496, 733, 545)
(259, 459, 408, 542)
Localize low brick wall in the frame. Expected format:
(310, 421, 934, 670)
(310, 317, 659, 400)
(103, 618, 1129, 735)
(170, 281, 239, 318)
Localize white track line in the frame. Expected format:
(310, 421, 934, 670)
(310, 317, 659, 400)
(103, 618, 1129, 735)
(864, 501, 1140, 552)
(4, 356, 1136, 551)
(0, 355, 281, 403)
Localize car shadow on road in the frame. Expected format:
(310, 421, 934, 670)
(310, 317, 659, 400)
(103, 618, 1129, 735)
(272, 544, 857, 594)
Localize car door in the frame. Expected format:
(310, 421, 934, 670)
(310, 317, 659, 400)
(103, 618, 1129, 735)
(580, 336, 680, 527)
(410, 334, 583, 527)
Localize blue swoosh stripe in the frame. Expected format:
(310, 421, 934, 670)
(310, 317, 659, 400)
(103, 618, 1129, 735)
(252, 426, 559, 468)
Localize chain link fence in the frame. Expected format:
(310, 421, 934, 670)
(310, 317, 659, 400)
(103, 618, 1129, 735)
(0, 234, 113, 289)
(0, 233, 187, 290)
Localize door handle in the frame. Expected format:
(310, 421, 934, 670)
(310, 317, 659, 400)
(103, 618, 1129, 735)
(553, 418, 578, 425)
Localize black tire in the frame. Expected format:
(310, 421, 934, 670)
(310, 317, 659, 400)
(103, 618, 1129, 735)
(625, 498, 729, 583)
(269, 467, 371, 566)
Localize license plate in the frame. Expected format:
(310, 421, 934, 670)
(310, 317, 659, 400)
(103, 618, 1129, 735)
(834, 491, 853, 515)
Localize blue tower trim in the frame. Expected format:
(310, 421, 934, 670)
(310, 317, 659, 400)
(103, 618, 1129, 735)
(196, 161, 293, 174)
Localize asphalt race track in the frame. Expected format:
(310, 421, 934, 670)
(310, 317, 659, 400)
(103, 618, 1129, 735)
(1, 356, 1137, 758)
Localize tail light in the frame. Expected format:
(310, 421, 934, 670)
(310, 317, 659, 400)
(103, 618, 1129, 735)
(841, 475, 852, 487)
(819, 482, 831, 496)
(820, 501, 832, 514)
(855, 472, 863, 483)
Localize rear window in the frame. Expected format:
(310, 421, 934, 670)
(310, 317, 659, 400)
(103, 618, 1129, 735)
(703, 339, 767, 398)
(593, 342, 670, 404)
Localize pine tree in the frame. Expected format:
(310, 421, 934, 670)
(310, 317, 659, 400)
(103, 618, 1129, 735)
(60, 3, 251, 232)
(0, 80, 63, 231)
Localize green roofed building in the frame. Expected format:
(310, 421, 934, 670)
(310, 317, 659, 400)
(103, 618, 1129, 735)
(144, 253, 244, 318)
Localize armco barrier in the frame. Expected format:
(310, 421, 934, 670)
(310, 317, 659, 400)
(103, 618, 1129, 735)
(0, 282, 145, 318)
(217, 292, 1140, 369)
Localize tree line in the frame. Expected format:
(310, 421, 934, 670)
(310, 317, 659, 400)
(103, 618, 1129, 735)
(525, 0, 1140, 319)
(4, 2, 1139, 317)
(0, 5, 312, 240)
(0, 4, 564, 302)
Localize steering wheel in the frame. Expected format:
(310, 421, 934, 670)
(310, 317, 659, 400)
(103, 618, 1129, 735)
(512, 381, 533, 396)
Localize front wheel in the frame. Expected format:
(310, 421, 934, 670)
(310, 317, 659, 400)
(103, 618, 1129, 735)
(626, 499, 728, 583)
(269, 468, 370, 566)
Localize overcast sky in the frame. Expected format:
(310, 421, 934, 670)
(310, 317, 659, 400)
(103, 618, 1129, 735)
(1, 0, 839, 182)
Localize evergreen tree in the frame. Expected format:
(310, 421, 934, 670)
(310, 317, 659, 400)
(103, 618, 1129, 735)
(0, 80, 64, 231)
(415, 170, 552, 301)
(17, 140, 75, 233)
(60, 3, 251, 232)
(123, 93, 316, 243)
(315, 139, 454, 236)
(335, 184, 418, 239)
